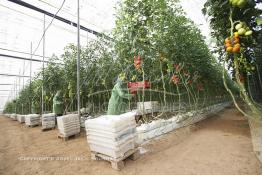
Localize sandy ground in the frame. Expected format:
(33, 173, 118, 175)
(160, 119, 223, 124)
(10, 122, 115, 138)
(0, 106, 262, 175)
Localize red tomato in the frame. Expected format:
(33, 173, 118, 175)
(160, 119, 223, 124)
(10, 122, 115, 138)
(187, 80, 193, 85)
(172, 75, 180, 84)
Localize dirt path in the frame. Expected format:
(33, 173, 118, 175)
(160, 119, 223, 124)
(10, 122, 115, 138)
(0, 106, 262, 175)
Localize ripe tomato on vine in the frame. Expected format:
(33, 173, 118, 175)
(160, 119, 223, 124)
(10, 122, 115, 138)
(171, 75, 180, 85)
(134, 55, 142, 70)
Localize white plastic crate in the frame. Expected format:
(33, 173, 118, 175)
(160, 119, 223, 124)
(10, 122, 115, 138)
(85, 111, 137, 159)
(137, 101, 160, 114)
(85, 112, 136, 133)
(25, 114, 40, 126)
(42, 113, 56, 129)
(88, 138, 135, 159)
(86, 126, 135, 141)
(57, 114, 80, 137)
(87, 133, 136, 147)
(17, 115, 25, 123)
(10, 113, 17, 120)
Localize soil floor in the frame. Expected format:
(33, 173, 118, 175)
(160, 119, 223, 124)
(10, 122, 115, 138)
(0, 106, 262, 175)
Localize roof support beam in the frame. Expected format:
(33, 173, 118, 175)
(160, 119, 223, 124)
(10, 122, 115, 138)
(0, 73, 30, 78)
(0, 54, 49, 63)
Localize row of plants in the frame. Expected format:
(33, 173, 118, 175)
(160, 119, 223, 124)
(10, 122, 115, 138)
(4, 0, 234, 116)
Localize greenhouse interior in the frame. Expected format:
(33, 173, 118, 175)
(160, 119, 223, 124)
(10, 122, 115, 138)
(0, 0, 262, 174)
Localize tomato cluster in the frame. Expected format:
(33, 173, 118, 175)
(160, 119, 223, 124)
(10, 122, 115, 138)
(235, 22, 253, 36)
(224, 21, 253, 54)
(171, 75, 180, 85)
(171, 64, 195, 87)
(134, 55, 142, 70)
(229, 0, 247, 8)
(224, 34, 241, 53)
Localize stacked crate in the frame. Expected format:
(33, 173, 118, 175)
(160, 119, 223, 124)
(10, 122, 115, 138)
(17, 115, 25, 123)
(42, 113, 56, 130)
(10, 113, 17, 120)
(137, 101, 160, 115)
(85, 112, 137, 159)
(57, 114, 80, 137)
(25, 114, 40, 126)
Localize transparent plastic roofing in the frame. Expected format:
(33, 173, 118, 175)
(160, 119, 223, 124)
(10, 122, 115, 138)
(0, 0, 209, 112)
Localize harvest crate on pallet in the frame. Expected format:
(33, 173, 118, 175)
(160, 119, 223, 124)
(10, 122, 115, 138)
(91, 148, 140, 170)
(25, 114, 41, 127)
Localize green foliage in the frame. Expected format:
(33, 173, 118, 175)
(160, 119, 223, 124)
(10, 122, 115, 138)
(203, 0, 262, 117)
(113, 0, 230, 93)
(203, 0, 262, 69)
(4, 0, 233, 114)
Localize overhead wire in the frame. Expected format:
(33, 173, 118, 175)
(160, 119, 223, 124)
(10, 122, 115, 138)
(31, 0, 66, 61)
(37, 0, 105, 30)
(0, 47, 52, 59)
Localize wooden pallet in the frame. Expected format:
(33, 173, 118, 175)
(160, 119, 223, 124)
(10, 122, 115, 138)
(41, 127, 56, 132)
(91, 148, 140, 170)
(26, 124, 39, 128)
(57, 133, 80, 141)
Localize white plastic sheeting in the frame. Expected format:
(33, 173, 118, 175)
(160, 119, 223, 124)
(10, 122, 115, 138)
(136, 102, 232, 144)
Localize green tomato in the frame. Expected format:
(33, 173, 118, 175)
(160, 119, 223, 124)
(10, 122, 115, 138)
(238, 28, 246, 35)
(237, 0, 247, 8)
(245, 30, 253, 36)
(235, 23, 242, 30)
(232, 0, 239, 6)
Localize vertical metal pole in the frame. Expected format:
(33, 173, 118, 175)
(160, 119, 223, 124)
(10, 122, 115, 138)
(86, 31, 88, 46)
(42, 14, 46, 115)
(23, 60, 25, 88)
(14, 79, 17, 113)
(18, 70, 21, 94)
(22, 54, 25, 114)
(77, 0, 81, 116)
(18, 69, 21, 113)
(30, 42, 32, 114)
